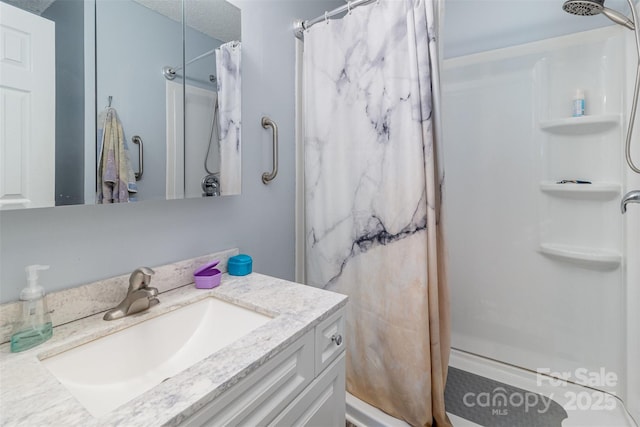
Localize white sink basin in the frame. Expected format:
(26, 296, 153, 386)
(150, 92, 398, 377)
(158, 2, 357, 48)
(41, 297, 272, 417)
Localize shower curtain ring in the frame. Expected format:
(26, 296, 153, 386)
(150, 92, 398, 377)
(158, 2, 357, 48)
(324, 11, 329, 24)
(347, 1, 352, 14)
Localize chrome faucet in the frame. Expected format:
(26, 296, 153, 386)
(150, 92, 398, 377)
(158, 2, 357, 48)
(621, 190, 640, 214)
(103, 267, 159, 321)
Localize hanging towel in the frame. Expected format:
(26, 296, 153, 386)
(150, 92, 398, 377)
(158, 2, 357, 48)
(215, 40, 242, 195)
(96, 108, 138, 203)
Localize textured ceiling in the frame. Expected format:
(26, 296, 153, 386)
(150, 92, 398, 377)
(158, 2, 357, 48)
(2, 0, 55, 15)
(133, 0, 241, 42)
(3, 0, 240, 43)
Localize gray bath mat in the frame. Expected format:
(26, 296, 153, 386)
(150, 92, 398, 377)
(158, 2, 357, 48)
(445, 367, 568, 427)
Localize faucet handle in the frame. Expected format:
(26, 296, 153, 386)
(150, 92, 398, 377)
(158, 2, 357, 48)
(129, 267, 155, 291)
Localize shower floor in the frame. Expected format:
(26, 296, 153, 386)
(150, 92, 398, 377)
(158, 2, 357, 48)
(448, 350, 636, 427)
(346, 349, 636, 427)
(445, 366, 567, 426)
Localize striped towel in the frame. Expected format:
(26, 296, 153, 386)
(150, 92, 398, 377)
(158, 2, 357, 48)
(97, 108, 138, 203)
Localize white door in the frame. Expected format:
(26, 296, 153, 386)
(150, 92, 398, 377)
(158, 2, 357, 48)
(0, 2, 55, 209)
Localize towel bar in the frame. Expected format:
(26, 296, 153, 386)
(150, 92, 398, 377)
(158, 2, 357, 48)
(261, 117, 278, 184)
(132, 135, 143, 180)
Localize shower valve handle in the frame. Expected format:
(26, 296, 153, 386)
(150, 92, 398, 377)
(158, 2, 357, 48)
(621, 190, 640, 214)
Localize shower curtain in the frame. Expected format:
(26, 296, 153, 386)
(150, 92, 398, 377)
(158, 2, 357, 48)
(303, 0, 450, 426)
(215, 41, 242, 195)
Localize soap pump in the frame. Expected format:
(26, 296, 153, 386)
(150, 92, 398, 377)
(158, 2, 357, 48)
(10, 265, 53, 353)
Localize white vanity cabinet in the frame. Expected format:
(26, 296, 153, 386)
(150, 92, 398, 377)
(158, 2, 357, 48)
(182, 308, 346, 427)
(0, 267, 349, 426)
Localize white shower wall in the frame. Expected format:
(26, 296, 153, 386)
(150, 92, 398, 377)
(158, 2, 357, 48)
(166, 81, 219, 199)
(623, 21, 640, 421)
(442, 26, 629, 397)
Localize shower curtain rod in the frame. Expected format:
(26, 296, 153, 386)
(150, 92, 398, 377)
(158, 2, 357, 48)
(163, 40, 240, 80)
(176, 48, 216, 72)
(293, 0, 376, 39)
(163, 48, 216, 81)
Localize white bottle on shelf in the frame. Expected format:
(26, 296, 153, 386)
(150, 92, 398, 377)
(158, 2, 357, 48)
(572, 89, 585, 117)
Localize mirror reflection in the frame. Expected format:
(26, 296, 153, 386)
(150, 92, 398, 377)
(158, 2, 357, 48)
(0, 0, 241, 210)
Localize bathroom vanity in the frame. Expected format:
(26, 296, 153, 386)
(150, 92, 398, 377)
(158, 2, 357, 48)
(0, 252, 347, 426)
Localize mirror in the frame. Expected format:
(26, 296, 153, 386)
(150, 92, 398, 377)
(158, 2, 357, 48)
(0, 0, 241, 210)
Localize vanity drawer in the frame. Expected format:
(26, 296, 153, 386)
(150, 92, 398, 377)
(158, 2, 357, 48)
(314, 308, 345, 375)
(182, 330, 315, 427)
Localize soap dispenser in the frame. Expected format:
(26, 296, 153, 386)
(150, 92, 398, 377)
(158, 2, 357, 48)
(10, 265, 53, 353)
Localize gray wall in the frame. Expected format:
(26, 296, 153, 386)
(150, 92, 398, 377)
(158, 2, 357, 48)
(0, 0, 342, 303)
(443, 0, 634, 58)
(96, 0, 222, 201)
(42, 0, 85, 206)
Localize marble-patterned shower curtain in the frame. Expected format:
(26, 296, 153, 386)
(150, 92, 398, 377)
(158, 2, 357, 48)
(303, 0, 450, 425)
(215, 41, 241, 195)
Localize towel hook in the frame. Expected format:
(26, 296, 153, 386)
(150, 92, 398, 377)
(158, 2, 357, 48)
(107, 96, 113, 108)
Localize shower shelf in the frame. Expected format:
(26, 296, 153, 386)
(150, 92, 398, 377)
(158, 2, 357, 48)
(539, 114, 621, 134)
(539, 243, 621, 269)
(539, 182, 621, 199)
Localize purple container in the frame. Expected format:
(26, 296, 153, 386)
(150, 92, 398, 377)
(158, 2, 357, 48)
(193, 260, 222, 289)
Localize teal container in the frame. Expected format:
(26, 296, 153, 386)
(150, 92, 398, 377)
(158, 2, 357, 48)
(228, 254, 252, 276)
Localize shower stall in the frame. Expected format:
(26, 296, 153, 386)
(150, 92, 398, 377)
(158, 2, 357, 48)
(295, 0, 640, 425)
(442, 11, 639, 427)
(165, 80, 220, 199)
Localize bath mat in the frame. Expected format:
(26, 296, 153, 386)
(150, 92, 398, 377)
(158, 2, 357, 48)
(445, 367, 568, 427)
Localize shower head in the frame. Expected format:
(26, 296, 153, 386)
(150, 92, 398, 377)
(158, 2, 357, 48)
(562, 0, 636, 30)
(563, 0, 605, 15)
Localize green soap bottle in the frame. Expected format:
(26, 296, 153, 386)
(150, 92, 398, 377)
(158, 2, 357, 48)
(10, 265, 53, 353)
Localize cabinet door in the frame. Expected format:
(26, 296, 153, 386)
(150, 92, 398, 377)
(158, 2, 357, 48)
(271, 352, 346, 427)
(181, 331, 315, 427)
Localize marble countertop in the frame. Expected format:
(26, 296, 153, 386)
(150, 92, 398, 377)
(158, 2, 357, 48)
(0, 273, 347, 426)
